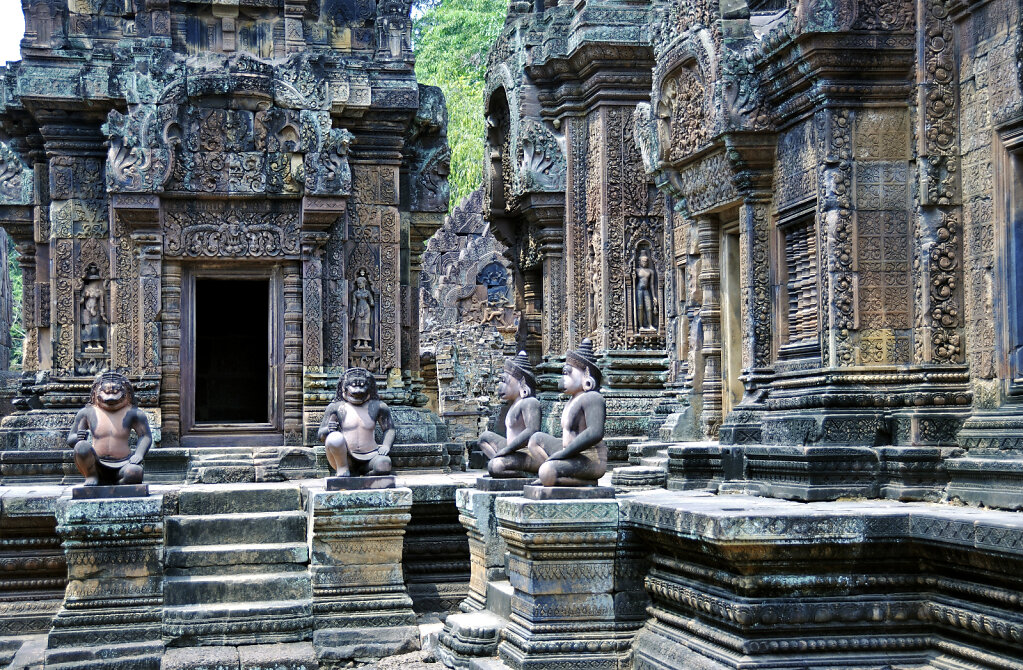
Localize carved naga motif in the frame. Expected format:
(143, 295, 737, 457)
(305, 128, 354, 196)
(516, 120, 566, 193)
(104, 104, 179, 193)
(0, 142, 34, 206)
(663, 66, 710, 165)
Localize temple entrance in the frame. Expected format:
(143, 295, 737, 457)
(195, 279, 269, 423)
(181, 268, 285, 446)
(720, 223, 744, 417)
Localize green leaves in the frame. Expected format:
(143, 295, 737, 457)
(414, 0, 507, 205)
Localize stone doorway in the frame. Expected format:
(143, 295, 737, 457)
(180, 267, 285, 447)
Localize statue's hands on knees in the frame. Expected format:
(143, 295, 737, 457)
(77, 429, 89, 442)
(377, 445, 390, 457)
(128, 452, 144, 466)
(547, 449, 570, 461)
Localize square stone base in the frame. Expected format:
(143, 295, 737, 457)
(325, 475, 396, 490)
(477, 476, 531, 491)
(71, 484, 149, 499)
(313, 625, 420, 663)
(522, 485, 615, 500)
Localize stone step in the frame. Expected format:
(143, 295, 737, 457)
(639, 456, 668, 468)
(166, 511, 307, 547)
(486, 580, 514, 619)
(166, 542, 308, 570)
(162, 601, 313, 647)
(164, 573, 311, 606)
(44, 640, 163, 670)
(177, 485, 303, 515)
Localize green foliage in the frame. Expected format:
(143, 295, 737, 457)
(8, 236, 21, 370)
(413, 0, 506, 206)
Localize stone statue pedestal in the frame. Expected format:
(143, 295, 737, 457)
(494, 494, 633, 670)
(71, 484, 149, 499)
(308, 487, 420, 664)
(325, 475, 396, 490)
(45, 494, 165, 669)
(522, 485, 615, 500)
(476, 476, 531, 492)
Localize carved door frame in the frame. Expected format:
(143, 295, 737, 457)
(179, 262, 286, 447)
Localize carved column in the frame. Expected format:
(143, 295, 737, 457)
(16, 242, 38, 372)
(741, 198, 772, 372)
(284, 261, 304, 445)
(696, 215, 722, 438)
(133, 232, 163, 378)
(161, 261, 182, 446)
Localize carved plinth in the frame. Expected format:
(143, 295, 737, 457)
(455, 487, 519, 613)
(71, 484, 149, 499)
(945, 409, 1023, 510)
(308, 488, 419, 666)
(666, 443, 724, 491)
(743, 445, 879, 502)
(45, 494, 164, 670)
(325, 475, 395, 490)
(494, 496, 636, 670)
(476, 476, 531, 492)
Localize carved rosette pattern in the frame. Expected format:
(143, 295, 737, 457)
(818, 109, 855, 367)
(918, 0, 963, 366)
(605, 107, 628, 351)
(586, 112, 605, 348)
(566, 116, 589, 347)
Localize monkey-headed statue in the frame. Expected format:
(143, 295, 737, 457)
(67, 372, 152, 487)
(318, 367, 395, 480)
(526, 338, 608, 488)
(477, 351, 543, 479)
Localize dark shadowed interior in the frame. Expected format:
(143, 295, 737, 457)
(195, 279, 269, 423)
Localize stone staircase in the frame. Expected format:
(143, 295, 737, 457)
(610, 441, 670, 488)
(162, 484, 312, 647)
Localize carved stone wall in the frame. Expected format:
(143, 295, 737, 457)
(420, 188, 517, 445)
(0, 0, 448, 464)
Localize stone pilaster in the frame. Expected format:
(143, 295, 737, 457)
(45, 494, 165, 669)
(495, 495, 637, 670)
(308, 487, 419, 666)
(456, 487, 516, 613)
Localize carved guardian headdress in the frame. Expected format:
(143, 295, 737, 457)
(90, 371, 135, 406)
(565, 338, 602, 389)
(504, 350, 536, 396)
(335, 367, 379, 401)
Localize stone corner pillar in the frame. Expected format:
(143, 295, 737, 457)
(494, 495, 635, 670)
(46, 493, 165, 669)
(455, 485, 520, 613)
(308, 486, 420, 665)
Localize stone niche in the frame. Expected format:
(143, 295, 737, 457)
(0, 0, 452, 483)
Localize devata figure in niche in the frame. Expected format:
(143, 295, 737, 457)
(67, 372, 152, 486)
(527, 339, 607, 486)
(80, 265, 107, 353)
(317, 367, 394, 476)
(635, 248, 658, 332)
(477, 351, 543, 477)
(351, 269, 376, 352)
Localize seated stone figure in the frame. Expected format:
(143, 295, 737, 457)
(67, 372, 152, 486)
(478, 351, 543, 478)
(527, 339, 607, 487)
(317, 367, 395, 476)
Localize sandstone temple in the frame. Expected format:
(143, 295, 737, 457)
(0, 0, 1021, 668)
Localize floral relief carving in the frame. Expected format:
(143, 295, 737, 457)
(664, 66, 710, 164)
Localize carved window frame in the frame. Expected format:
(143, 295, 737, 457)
(995, 121, 1023, 398)
(772, 204, 821, 365)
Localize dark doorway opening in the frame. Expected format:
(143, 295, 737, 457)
(194, 278, 269, 423)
